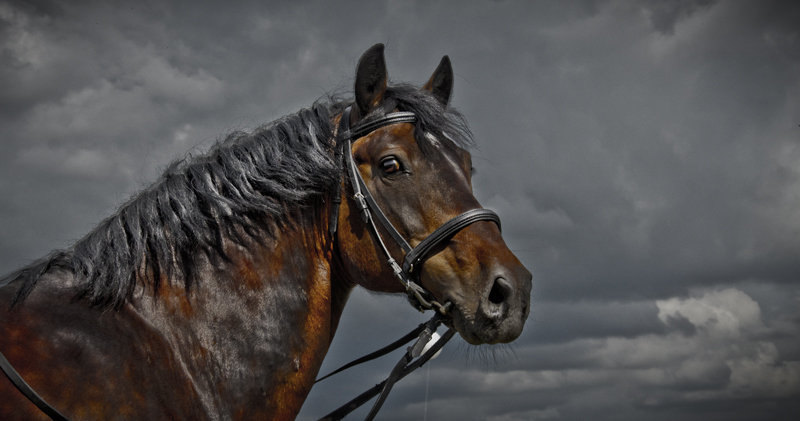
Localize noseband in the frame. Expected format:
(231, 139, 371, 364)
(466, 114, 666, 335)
(333, 105, 501, 314)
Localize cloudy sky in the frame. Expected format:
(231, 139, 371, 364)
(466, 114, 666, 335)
(2, 0, 799, 419)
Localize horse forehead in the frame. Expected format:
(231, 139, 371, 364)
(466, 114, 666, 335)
(358, 123, 418, 155)
(423, 134, 472, 177)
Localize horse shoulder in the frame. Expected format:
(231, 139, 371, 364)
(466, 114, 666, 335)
(0, 271, 211, 419)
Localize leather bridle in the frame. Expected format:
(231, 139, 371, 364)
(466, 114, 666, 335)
(332, 105, 501, 314)
(312, 105, 501, 420)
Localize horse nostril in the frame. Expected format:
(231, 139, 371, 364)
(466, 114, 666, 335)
(488, 276, 512, 305)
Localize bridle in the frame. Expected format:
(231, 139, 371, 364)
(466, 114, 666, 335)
(331, 105, 501, 314)
(316, 105, 502, 419)
(0, 104, 503, 421)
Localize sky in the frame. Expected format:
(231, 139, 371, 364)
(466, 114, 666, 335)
(1, 0, 799, 420)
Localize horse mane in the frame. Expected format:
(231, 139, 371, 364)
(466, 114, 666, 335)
(5, 85, 473, 309)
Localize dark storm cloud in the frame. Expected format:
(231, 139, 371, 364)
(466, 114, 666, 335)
(1, 0, 799, 420)
(471, 1, 800, 302)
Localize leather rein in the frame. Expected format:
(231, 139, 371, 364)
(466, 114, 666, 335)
(0, 105, 501, 420)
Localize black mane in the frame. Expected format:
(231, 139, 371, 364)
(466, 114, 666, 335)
(5, 85, 473, 309)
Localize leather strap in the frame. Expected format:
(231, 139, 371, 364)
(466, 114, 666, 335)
(317, 315, 455, 421)
(349, 111, 416, 139)
(339, 108, 415, 253)
(402, 208, 501, 274)
(0, 350, 70, 421)
(351, 168, 413, 253)
(314, 322, 425, 384)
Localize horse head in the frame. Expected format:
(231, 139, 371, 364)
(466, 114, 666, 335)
(335, 44, 532, 345)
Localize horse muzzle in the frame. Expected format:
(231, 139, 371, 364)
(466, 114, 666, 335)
(450, 267, 532, 345)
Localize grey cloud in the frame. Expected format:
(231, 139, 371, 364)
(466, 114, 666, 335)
(340, 287, 799, 421)
(528, 299, 667, 345)
(642, 0, 717, 35)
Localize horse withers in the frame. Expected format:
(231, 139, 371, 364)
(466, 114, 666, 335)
(0, 44, 531, 420)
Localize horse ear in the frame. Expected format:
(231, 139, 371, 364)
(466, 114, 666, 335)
(355, 43, 388, 116)
(423, 55, 453, 107)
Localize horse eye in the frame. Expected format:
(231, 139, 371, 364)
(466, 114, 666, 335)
(380, 157, 403, 175)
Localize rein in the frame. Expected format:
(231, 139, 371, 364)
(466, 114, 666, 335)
(0, 351, 69, 420)
(315, 313, 454, 420)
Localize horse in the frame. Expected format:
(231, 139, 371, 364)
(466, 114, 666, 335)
(0, 44, 532, 420)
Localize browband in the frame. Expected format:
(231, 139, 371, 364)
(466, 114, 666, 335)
(348, 111, 416, 139)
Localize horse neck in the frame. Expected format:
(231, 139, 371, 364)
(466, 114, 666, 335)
(130, 211, 351, 418)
